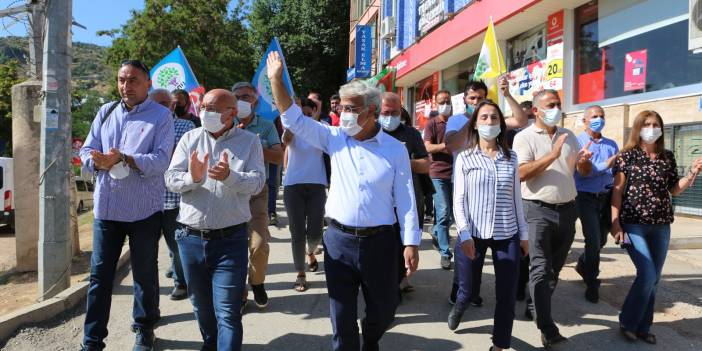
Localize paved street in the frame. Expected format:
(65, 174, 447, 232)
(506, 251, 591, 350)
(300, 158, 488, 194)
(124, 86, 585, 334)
(3, 197, 702, 350)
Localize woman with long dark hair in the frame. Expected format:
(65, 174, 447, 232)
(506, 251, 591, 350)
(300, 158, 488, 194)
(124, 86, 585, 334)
(612, 110, 702, 344)
(447, 100, 529, 351)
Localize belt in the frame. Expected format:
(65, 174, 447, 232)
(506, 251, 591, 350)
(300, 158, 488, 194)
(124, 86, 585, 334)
(527, 199, 575, 209)
(329, 219, 394, 237)
(579, 190, 612, 198)
(183, 222, 247, 240)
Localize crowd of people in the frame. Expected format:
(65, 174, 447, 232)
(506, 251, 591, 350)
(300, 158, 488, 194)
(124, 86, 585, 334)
(78, 55, 702, 351)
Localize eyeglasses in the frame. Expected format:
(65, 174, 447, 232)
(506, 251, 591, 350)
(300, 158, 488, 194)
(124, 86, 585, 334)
(200, 105, 235, 113)
(235, 94, 255, 102)
(121, 60, 150, 75)
(339, 104, 366, 113)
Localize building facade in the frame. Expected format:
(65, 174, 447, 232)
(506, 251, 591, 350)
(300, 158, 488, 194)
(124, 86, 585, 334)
(348, 0, 702, 216)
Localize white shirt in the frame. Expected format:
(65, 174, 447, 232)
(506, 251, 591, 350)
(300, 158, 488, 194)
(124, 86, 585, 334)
(453, 147, 528, 243)
(283, 132, 328, 186)
(281, 104, 421, 246)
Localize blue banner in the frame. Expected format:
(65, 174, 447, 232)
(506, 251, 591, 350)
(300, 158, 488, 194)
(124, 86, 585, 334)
(150, 47, 200, 92)
(355, 25, 372, 78)
(252, 37, 296, 121)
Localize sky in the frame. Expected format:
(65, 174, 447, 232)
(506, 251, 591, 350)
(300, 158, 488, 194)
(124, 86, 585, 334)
(0, 0, 248, 47)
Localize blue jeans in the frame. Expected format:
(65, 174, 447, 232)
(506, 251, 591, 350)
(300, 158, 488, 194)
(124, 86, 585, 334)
(161, 208, 185, 286)
(431, 178, 453, 258)
(83, 212, 162, 349)
(576, 191, 612, 286)
(619, 223, 670, 334)
(455, 235, 520, 349)
(268, 164, 280, 215)
(324, 224, 400, 351)
(177, 224, 249, 351)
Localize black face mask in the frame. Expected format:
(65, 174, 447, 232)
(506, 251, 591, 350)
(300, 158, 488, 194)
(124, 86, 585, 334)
(174, 104, 187, 117)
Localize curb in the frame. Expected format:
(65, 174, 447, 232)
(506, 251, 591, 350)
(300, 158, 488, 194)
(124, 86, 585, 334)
(669, 237, 702, 250)
(0, 248, 130, 342)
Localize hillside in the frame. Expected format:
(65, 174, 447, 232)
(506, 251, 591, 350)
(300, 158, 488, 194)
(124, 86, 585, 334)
(0, 36, 112, 93)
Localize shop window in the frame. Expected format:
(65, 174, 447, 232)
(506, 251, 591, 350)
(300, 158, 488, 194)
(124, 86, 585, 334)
(575, 0, 702, 104)
(441, 55, 478, 94)
(506, 24, 547, 72)
(669, 124, 702, 215)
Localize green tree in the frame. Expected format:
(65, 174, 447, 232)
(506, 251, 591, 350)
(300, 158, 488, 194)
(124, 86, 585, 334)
(103, 0, 253, 91)
(248, 0, 350, 103)
(72, 89, 108, 139)
(0, 60, 23, 156)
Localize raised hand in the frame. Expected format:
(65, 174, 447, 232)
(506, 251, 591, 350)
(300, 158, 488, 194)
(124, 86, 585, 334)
(189, 151, 209, 183)
(578, 140, 594, 162)
(266, 51, 284, 82)
(208, 152, 230, 181)
(498, 73, 510, 96)
(551, 133, 568, 159)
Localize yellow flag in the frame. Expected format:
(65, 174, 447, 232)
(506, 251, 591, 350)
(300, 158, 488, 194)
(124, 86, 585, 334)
(473, 18, 506, 102)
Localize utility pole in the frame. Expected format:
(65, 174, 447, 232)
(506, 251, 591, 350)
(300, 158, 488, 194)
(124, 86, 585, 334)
(37, 0, 72, 300)
(28, 0, 46, 79)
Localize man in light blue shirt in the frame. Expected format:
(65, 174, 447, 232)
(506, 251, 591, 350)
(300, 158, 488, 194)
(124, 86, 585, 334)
(268, 51, 420, 351)
(573, 105, 619, 303)
(79, 60, 174, 351)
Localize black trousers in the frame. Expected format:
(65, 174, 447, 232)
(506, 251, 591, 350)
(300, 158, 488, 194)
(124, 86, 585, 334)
(324, 224, 400, 351)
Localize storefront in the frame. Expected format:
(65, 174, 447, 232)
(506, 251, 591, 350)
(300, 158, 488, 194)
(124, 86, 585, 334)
(377, 0, 702, 216)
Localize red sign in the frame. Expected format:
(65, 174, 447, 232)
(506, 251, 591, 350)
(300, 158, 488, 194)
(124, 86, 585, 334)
(547, 10, 564, 45)
(624, 49, 647, 92)
(414, 72, 440, 131)
(72, 138, 84, 166)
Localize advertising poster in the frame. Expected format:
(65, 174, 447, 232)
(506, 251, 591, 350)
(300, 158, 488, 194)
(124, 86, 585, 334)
(414, 72, 439, 131)
(451, 93, 466, 115)
(624, 49, 647, 92)
(506, 24, 546, 71)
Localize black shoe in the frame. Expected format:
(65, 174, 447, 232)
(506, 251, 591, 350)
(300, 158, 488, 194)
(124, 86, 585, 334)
(165, 268, 173, 279)
(541, 332, 568, 348)
(79, 345, 100, 351)
(440, 256, 451, 270)
(447, 305, 465, 331)
(575, 262, 586, 282)
(448, 283, 458, 305)
(524, 299, 534, 321)
(516, 288, 526, 301)
(431, 236, 440, 251)
(132, 327, 155, 351)
(169, 285, 188, 301)
(251, 284, 269, 308)
(269, 213, 278, 226)
(585, 284, 599, 303)
(469, 295, 483, 307)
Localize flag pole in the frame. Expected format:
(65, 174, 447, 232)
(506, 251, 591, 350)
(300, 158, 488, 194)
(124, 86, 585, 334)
(491, 16, 504, 75)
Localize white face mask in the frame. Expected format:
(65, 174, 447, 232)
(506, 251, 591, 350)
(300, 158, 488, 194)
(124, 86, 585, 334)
(237, 100, 252, 119)
(340, 111, 364, 136)
(109, 161, 129, 180)
(477, 124, 501, 140)
(438, 103, 452, 116)
(640, 127, 662, 144)
(200, 110, 226, 133)
(541, 107, 562, 127)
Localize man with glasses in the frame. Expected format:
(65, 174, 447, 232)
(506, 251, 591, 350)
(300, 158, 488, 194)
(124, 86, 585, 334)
(231, 81, 283, 310)
(166, 89, 265, 351)
(268, 52, 420, 351)
(79, 60, 174, 351)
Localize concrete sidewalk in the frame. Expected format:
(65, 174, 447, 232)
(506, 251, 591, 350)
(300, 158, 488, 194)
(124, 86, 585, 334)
(3, 199, 702, 350)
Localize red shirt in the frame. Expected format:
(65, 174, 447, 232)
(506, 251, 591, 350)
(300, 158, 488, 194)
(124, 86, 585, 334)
(330, 112, 340, 127)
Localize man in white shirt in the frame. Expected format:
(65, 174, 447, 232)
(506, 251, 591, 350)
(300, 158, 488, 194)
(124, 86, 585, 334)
(267, 51, 420, 351)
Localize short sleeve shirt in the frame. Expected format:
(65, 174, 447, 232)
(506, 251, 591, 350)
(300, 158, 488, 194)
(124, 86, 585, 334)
(512, 125, 580, 204)
(386, 124, 429, 160)
(423, 117, 453, 180)
(612, 147, 679, 225)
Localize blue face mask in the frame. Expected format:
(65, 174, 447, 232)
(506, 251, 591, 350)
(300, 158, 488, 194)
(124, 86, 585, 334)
(466, 104, 476, 115)
(589, 117, 605, 133)
(379, 114, 401, 132)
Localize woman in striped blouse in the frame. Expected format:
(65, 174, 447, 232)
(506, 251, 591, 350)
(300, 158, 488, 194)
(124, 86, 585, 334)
(447, 100, 529, 351)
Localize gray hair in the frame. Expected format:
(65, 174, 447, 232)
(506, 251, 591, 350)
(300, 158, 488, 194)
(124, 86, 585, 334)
(231, 81, 258, 95)
(149, 88, 171, 98)
(339, 81, 381, 114)
(382, 92, 400, 104)
(585, 104, 604, 115)
(532, 89, 559, 108)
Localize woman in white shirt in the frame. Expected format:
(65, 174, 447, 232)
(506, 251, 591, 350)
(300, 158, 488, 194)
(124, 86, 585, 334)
(447, 100, 529, 351)
(282, 98, 328, 292)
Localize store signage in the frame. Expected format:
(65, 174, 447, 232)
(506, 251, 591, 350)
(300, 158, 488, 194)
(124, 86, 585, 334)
(355, 25, 372, 78)
(547, 10, 564, 45)
(624, 49, 648, 91)
(418, 0, 445, 37)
